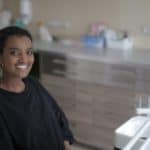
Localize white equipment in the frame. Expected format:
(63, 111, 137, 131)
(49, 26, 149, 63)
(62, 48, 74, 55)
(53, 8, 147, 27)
(114, 95, 150, 150)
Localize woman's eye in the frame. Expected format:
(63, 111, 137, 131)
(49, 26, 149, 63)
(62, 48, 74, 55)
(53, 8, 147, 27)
(27, 49, 34, 55)
(10, 49, 20, 56)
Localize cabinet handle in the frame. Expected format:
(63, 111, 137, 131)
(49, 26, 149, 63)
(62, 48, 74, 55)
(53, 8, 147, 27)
(110, 65, 136, 73)
(67, 71, 77, 76)
(52, 69, 66, 76)
(52, 59, 66, 65)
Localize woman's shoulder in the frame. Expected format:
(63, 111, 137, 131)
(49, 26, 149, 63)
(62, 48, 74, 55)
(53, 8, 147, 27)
(25, 76, 52, 99)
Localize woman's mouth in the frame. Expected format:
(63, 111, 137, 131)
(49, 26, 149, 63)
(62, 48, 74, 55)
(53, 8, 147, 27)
(16, 64, 28, 69)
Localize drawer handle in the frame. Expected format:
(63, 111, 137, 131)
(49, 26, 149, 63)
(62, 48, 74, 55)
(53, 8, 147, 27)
(67, 71, 77, 76)
(52, 59, 66, 65)
(52, 69, 66, 76)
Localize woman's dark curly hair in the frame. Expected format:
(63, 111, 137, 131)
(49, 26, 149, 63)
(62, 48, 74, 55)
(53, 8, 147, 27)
(0, 26, 32, 54)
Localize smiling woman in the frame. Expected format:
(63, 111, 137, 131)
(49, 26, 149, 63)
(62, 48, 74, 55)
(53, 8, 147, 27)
(0, 26, 74, 150)
(1, 35, 34, 83)
(0, 26, 34, 92)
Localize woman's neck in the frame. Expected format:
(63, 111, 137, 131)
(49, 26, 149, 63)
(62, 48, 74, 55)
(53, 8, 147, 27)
(0, 76, 25, 93)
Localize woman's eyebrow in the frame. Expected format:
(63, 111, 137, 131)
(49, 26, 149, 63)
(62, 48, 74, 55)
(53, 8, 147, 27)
(8, 47, 33, 50)
(27, 47, 33, 49)
(8, 48, 19, 50)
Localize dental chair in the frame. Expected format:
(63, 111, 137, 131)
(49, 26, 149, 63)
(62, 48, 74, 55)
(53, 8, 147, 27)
(114, 95, 150, 150)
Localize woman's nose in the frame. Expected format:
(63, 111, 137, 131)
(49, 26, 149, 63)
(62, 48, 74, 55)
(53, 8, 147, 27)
(18, 52, 28, 63)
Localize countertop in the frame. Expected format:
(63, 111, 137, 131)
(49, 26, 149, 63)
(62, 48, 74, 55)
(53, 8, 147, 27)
(33, 40, 150, 67)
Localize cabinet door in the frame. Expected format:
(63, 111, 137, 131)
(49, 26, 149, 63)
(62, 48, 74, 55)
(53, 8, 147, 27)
(67, 58, 111, 83)
(74, 80, 135, 150)
(108, 64, 136, 89)
(135, 66, 150, 93)
(67, 57, 136, 90)
(40, 74, 76, 121)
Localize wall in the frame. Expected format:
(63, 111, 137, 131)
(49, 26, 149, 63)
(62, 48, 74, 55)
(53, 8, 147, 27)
(31, 0, 119, 37)
(31, 0, 150, 48)
(3, 0, 19, 19)
(3, 0, 150, 48)
(0, 0, 3, 11)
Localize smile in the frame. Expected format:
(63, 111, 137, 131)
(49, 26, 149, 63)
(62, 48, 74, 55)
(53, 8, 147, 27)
(16, 65, 28, 69)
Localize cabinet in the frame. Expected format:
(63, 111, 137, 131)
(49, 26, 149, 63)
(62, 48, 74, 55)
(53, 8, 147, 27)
(39, 52, 139, 150)
(39, 51, 76, 121)
(39, 51, 67, 77)
(75, 81, 135, 150)
(41, 74, 76, 121)
(67, 57, 137, 89)
(41, 74, 135, 150)
(135, 66, 150, 93)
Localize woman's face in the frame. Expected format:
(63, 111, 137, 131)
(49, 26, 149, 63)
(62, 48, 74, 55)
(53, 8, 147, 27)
(0, 35, 34, 79)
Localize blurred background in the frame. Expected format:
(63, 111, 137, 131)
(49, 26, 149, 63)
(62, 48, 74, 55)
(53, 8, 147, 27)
(2, 0, 150, 48)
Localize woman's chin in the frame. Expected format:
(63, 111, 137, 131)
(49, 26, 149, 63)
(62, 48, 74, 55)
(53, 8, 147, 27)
(16, 72, 30, 79)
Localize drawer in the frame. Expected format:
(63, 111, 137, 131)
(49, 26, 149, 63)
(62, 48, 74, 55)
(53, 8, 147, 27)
(67, 59, 110, 81)
(136, 67, 150, 81)
(41, 74, 75, 88)
(102, 64, 136, 88)
(40, 51, 67, 77)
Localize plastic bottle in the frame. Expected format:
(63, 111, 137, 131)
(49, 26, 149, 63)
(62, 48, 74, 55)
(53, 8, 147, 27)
(37, 21, 52, 42)
(20, 0, 32, 25)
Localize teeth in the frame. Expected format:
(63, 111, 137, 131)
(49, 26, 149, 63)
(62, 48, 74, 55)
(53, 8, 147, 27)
(16, 65, 28, 69)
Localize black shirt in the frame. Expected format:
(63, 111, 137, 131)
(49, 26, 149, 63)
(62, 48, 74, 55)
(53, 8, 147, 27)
(0, 77, 74, 150)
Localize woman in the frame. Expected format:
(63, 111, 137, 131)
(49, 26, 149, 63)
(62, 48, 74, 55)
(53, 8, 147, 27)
(0, 26, 74, 150)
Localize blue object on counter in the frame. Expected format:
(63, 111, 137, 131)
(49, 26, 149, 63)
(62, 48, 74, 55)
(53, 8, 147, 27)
(82, 35, 105, 48)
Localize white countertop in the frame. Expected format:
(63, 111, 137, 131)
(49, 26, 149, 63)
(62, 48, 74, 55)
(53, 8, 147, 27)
(33, 40, 150, 67)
